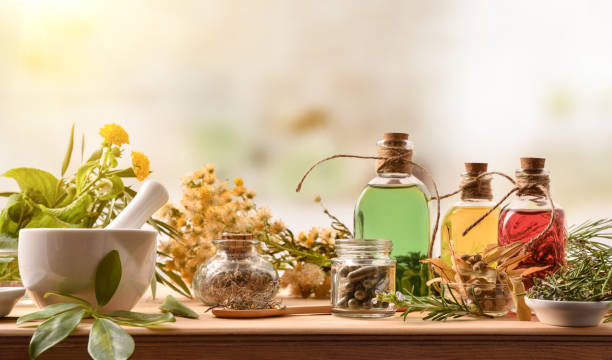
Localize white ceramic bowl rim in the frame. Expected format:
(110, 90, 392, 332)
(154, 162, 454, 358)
(20, 228, 157, 235)
(0, 287, 26, 294)
(526, 297, 612, 305)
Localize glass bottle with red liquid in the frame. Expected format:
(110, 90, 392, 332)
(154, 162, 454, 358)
(498, 157, 566, 288)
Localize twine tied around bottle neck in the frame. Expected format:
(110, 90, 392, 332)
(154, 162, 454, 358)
(461, 171, 556, 252)
(295, 153, 441, 263)
(432, 171, 515, 201)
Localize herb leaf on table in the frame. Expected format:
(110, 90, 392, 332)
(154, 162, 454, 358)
(377, 288, 491, 322)
(18, 250, 181, 360)
(159, 295, 199, 319)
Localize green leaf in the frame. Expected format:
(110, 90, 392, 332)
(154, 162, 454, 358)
(150, 273, 157, 300)
(155, 270, 192, 299)
(29, 308, 86, 359)
(157, 263, 192, 298)
(108, 168, 136, 178)
(81, 134, 85, 163)
(3, 168, 60, 207)
(159, 295, 199, 319)
(98, 176, 124, 201)
(106, 311, 175, 327)
(25, 213, 77, 229)
(38, 193, 93, 224)
(95, 250, 122, 307)
(88, 318, 134, 360)
(75, 161, 98, 194)
(44, 292, 92, 308)
(0, 192, 17, 197)
(17, 303, 80, 325)
(87, 148, 103, 163)
(61, 124, 75, 177)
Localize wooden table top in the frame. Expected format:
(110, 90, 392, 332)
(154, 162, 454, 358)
(1, 295, 611, 359)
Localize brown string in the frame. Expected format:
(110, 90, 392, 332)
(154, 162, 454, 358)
(295, 153, 441, 264)
(461, 173, 556, 252)
(431, 171, 516, 200)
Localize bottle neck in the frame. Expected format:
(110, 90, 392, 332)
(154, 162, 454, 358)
(460, 173, 493, 201)
(515, 169, 551, 197)
(215, 240, 258, 260)
(376, 139, 413, 175)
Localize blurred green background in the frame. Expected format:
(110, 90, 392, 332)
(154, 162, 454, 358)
(1, 1, 612, 248)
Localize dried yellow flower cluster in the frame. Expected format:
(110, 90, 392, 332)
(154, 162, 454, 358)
(157, 164, 345, 298)
(281, 262, 331, 299)
(157, 164, 284, 285)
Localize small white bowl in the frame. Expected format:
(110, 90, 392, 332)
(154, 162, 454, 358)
(18, 228, 156, 312)
(0, 287, 25, 317)
(525, 297, 612, 327)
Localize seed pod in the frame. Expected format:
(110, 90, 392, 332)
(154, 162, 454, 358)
(342, 282, 355, 292)
(362, 278, 377, 289)
(348, 298, 361, 309)
(354, 289, 367, 301)
(460, 254, 471, 262)
(339, 266, 351, 277)
(347, 266, 377, 283)
(472, 261, 486, 272)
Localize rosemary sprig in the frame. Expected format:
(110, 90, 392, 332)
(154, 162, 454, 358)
(529, 218, 612, 302)
(376, 288, 491, 321)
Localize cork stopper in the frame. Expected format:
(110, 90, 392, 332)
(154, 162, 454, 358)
(376, 132, 413, 174)
(219, 233, 256, 259)
(464, 162, 488, 175)
(221, 233, 253, 240)
(520, 157, 546, 170)
(381, 132, 409, 141)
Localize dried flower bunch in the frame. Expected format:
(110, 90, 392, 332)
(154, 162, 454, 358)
(423, 240, 548, 320)
(378, 239, 548, 321)
(157, 166, 347, 299)
(157, 165, 272, 285)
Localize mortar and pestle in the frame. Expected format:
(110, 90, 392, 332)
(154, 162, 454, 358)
(18, 180, 169, 311)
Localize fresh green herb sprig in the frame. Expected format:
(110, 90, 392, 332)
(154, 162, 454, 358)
(528, 219, 612, 302)
(395, 253, 429, 296)
(17, 250, 197, 360)
(258, 198, 344, 271)
(376, 288, 491, 322)
(0, 124, 190, 298)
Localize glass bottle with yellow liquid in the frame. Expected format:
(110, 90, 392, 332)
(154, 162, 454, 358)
(440, 163, 499, 266)
(354, 133, 431, 295)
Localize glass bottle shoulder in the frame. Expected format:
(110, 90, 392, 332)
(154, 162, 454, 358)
(365, 174, 429, 196)
(503, 195, 563, 212)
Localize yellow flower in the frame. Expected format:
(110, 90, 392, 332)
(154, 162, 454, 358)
(233, 186, 246, 197)
(131, 151, 150, 181)
(270, 220, 285, 234)
(99, 124, 129, 146)
(234, 177, 244, 187)
(245, 189, 256, 199)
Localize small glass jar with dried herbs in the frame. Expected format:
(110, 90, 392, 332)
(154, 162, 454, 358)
(331, 239, 396, 318)
(193, 233, 280, 309)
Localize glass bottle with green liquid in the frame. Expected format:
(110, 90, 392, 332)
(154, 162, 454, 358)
(354, 133, 430, 295)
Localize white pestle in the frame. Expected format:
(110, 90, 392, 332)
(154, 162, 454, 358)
(106, 180, 169, 229)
